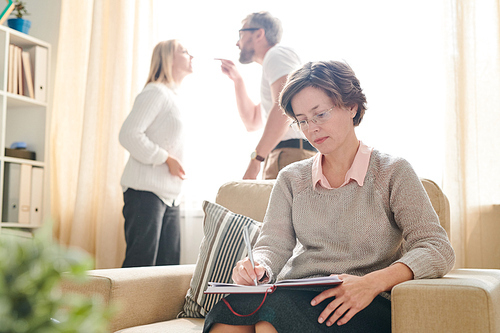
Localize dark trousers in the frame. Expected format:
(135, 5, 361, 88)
(122, 189, 180, 267)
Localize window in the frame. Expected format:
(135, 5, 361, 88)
(153, 0, 446, 204)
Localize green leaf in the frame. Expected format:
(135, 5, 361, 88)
(0, 225, 114, 331)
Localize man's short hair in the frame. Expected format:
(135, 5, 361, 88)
(243, 11, 283, 46)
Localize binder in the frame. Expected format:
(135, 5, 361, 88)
(28, 45, 47, 102)
(18, 164, 32, 224)
(30, 167, 44, 225)
(2, 162, 20, 222)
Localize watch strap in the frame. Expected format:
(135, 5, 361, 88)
(254, 154, 265, 162)
(251, 150, 265, 162)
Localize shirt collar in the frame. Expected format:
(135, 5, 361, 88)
(312, 141, 373, 190)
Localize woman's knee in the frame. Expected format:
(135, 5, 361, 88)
(210, 323, 255, 333)
(255, 321, 278, 333)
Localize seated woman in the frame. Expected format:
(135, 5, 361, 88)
(203, 60, 455, 333)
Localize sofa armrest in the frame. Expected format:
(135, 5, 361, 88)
(61, 264, 195, 332)
(392, 269, 500, 333)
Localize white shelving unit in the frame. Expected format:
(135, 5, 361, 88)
(0, 25, 50, 233)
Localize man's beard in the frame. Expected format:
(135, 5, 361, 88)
(239, 45, 254, 64)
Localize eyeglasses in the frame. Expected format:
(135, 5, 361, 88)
(290, 106, 335, 131)
(239, 27, 260, 39)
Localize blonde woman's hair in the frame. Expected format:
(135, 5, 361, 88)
(145, 39, 178, 87)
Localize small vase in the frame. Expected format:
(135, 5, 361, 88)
(7, 18, 31, 34)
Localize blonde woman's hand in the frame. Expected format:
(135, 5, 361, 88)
(232, 258, 267, 286)
(166, 156, 186, 180)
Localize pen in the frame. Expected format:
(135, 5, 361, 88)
(243, 225, 258, 286)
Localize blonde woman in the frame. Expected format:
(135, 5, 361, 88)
(119, 40, 193, 267)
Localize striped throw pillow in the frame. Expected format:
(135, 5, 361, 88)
(178, 201, 261, 318)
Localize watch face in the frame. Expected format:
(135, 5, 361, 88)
(250, 151, 264, 161)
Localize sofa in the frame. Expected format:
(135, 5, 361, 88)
(61, 179, 500, 332)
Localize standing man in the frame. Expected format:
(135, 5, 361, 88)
(218, 11, 316, 179)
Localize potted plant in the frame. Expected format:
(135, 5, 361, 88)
(0, 226, 114, 332)
(7, 0, 31, 34)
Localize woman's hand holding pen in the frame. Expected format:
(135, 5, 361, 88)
(166, 156, 186, 180)
(232, 258, 267, 286)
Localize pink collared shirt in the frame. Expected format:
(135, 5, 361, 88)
(312, 141, 373, 189)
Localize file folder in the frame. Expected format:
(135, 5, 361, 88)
(18, 164, 32, 224)
(28, 45, 48, 102)
(30, 167, 44, 225)
(2, 162, 20, 222)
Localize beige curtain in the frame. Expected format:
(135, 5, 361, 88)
(51, 0, 156, 268)
(444, 0, 500, 269)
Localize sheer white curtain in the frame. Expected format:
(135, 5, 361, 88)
(443, 0, 500, 268)
(51, 0, 156, 268)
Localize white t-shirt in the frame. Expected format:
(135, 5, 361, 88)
(260, 44, 303, 141)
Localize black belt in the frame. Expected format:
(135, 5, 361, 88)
(273, 139, 317, 152)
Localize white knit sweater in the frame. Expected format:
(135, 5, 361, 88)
(253, 150, 455, 283)
(119, 83, 184, 204)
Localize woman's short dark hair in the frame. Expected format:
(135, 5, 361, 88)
(279, 60, 367, 126)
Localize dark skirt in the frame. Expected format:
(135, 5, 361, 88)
(203, 286, 391, 333)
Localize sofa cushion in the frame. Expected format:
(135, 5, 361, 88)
(178, 201, 261, 318)
(115, 318, 204, 332)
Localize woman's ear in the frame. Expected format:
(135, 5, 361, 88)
(349, 104, 358, 117)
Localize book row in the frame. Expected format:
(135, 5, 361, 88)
(7, 43, 47, 102)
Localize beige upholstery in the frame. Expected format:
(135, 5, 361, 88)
(421, 178, 451, 234)
(392, 269, 500, 332)
(61, 179, 500, 332)
(215, 179, 275, 222)
(61, 264, 196, 332)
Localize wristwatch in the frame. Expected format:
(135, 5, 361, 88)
(250, 150, 265, 162)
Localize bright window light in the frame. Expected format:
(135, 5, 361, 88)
(152, 0, 446, 206)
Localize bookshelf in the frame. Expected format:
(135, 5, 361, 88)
(0, 25, 50, 235)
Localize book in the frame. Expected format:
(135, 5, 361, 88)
(204, 275, 342, 294)
(12, 45, 17, 94)
(17, 45, 23, 95)
(22, 51, 34, 98)
(8, 44, 14, 93)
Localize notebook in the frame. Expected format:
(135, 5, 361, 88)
(204, 275, 342, 294)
